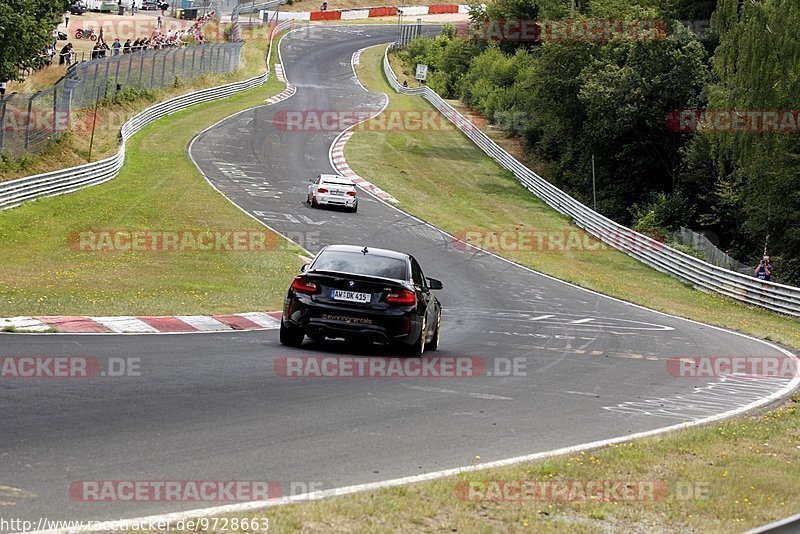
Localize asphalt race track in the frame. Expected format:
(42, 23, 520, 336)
(1, 25, 797, 527)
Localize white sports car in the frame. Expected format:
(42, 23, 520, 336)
(307, 174, 358, 212)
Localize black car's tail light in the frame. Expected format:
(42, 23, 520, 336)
(387, 289, 416, 305)
(291, 277, 318, 295)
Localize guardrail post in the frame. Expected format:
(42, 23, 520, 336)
(138, 53, 145, 86)
(91, 62, 100, 106)
(102, 59, 112, 101)
(113, 59, 122, 100)
(150, 51, 157, 86)
(52, 87, 58, 138)
(23, 92, 37, 150)
(0, 96, 7, 153)
(160, 51, 167, 88)
(125, 55, 132, 87)
(60, 72, 80, 134)
(74, 65, 87, 109)
(181, 47, 188, 79)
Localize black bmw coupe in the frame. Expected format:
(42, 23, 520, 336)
(280, 245, 443, 355)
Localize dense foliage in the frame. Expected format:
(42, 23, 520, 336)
(400, 0, 799, 283)
(0, 0, 70, 82)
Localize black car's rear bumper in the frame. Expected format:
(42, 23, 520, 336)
(283, 296, 420, 345)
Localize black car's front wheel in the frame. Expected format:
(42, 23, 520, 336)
(279, 319, 304, 347)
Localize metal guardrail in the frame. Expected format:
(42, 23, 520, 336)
(383, 46, 800, 317)
(0, 19, 293, 213)
(746, 513, 800, 533)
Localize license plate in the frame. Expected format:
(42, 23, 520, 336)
(331, 289, 371, 303)
(331, 190, 343, 196)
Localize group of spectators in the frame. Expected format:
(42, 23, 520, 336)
(53, 10, 218, 67)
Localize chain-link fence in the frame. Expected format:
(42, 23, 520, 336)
(679, 227, 753, 275)
(1, 41, 243, 157)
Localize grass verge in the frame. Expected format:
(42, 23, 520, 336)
(0, 32, 303, 316)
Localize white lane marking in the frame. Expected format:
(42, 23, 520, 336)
(238, 312, 281, 328)
(446, 308, 674, 331)
(604, 376, 794, 421)
(403, 384, 513, 401)
(469, 393, 513, 400)
(566, 391, 600, 397)
(90, 317, 159, 333)
(404, 385, 458, 394)
(175, 316, 232, 332)
(0, 317, 50, 332)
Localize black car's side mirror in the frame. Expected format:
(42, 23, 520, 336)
(300, 263, 309, 273)
(427, 278, 443, 290)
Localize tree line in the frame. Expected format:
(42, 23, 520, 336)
(0, 0, 71, 82)
(399, 0, 799, 284)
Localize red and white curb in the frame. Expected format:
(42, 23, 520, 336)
(331, 131, 399, 203)
(266, 64, 297, 104)
(0, 312, 282, 334)
(271, 4, 473, 22)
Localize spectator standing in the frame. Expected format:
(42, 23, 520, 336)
(91, 43, 102, 60)
(112, 38, 121, 55)
(59, 43, 72, 65)
(755, 255, 774, 281)
(157, 14, 163, 30)
(123, 39, 132, 53)
(0, 81, 6, 98)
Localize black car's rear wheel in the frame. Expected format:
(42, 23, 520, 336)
(280, 320, 304, 347)
(410, 316, 426, 357)
(428, 309, 441, 351)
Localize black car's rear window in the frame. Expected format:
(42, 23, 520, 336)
(312, 250, 408, 280)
